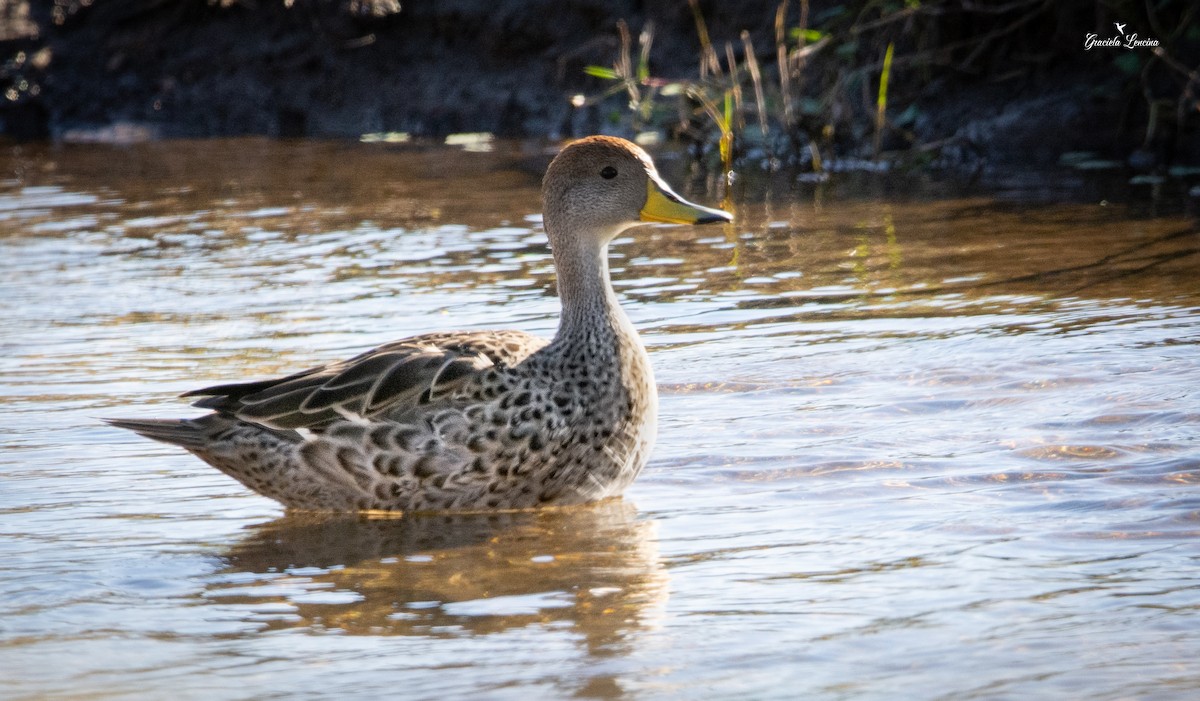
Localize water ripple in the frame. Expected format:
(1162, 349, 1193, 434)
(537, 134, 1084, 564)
(1, 140, 1197, 700)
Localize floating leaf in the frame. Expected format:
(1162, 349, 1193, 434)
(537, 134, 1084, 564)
(634, 131, 663, 146)
(360, 132, 411, 144)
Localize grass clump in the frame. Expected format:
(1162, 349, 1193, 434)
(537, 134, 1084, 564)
(578, 0, 1199, 177)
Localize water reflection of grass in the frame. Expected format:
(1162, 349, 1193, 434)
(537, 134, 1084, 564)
(4, 140, 1195, 319)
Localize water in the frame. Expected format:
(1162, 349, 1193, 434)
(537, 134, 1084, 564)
(1, 139, 1198, 700)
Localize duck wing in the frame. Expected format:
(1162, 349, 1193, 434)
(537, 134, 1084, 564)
(184, 330, 548, 430)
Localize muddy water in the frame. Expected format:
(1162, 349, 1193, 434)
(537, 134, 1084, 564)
(1, 139, 1198, 700)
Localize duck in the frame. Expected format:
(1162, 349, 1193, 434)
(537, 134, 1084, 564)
(106, 135, 732, 512)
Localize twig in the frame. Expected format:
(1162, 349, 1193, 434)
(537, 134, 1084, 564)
(961, 0, 1042, 14)
(1152, 47, 1199, 85)
(688, 0, 722, 80)
(850, 5, 926, 35)
(741, 31, 769, 138)
(775, 0, 793, 128)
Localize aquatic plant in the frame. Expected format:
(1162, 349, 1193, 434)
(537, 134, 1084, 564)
(580, 0, 1199, 175)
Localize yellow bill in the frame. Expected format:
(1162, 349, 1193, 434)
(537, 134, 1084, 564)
(640, 173, 732, 225)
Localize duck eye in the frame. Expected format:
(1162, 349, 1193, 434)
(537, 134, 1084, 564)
(600, 166, 618, 180)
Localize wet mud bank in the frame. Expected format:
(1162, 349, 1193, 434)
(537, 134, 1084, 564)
(1, 1, 1195, 174)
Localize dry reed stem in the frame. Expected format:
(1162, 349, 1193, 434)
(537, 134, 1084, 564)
(775, 0, 793, 128)
(741, 31, 769, 138)
(688, 0, 723, 80)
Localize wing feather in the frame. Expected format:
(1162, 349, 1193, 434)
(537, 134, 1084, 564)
(183, 330, 547, 431)
(300, 351, 422, 412)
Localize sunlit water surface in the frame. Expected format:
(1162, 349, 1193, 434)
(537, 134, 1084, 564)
(2, 140, 1198, 700)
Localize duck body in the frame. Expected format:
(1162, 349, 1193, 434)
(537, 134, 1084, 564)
(124, 319, 654, 512)
(107, 136, 730, 512)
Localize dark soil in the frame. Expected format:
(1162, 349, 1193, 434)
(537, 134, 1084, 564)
(1, 1, 1195, 173)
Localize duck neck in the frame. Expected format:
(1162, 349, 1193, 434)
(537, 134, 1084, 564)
(550, 231, 628, 346)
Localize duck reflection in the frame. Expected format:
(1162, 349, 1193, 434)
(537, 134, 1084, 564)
(208, 500, 668, 653)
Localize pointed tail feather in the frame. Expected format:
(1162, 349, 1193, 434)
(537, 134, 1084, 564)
(103, 417, 210, 450)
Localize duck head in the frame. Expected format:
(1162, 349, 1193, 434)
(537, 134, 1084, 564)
(541, 136, 732, 251)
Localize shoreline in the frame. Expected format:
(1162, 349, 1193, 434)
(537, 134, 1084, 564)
(1, 1, 1195, 176)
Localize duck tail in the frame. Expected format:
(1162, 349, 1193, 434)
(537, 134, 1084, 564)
(103, 417, 212, 450)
